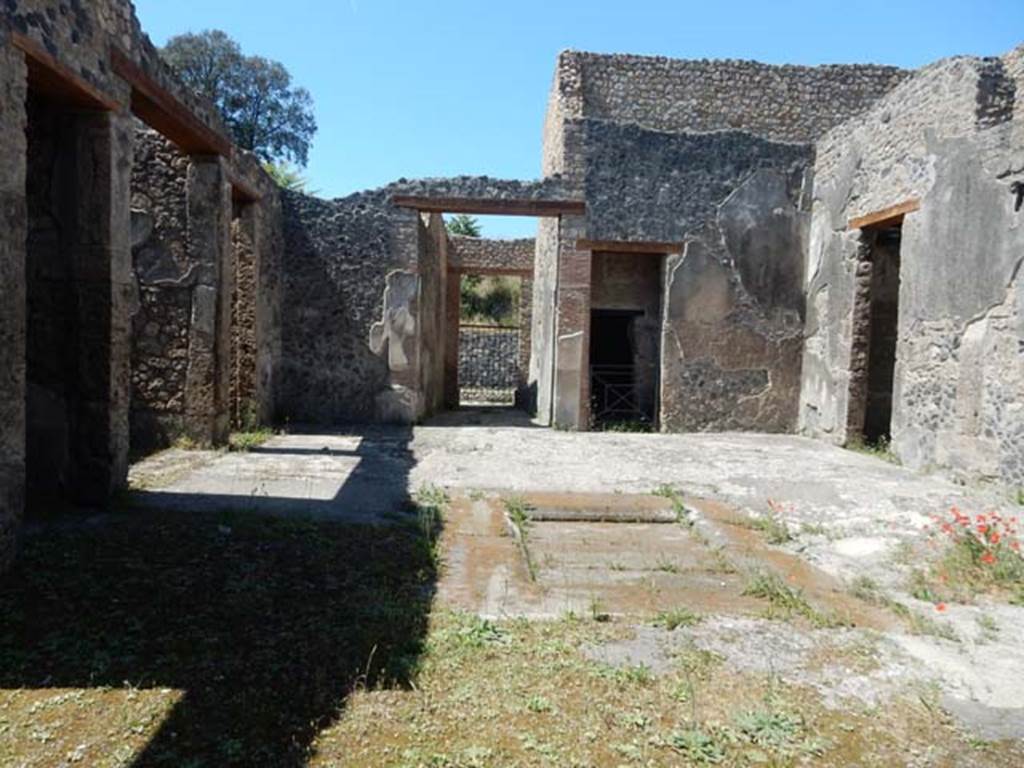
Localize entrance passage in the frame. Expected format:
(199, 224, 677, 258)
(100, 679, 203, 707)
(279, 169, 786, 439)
(850, 224, 902, 444)
(589, 310, 652, 426)
(457, 273, 525, 406)
(863, 226, 901, 443)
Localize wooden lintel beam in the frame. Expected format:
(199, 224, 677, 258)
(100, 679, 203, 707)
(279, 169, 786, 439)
(392, 195, 585, 217)
(110, 47, 232, 157)
(577, 239, 683, 254)
(12, 32, 120, 111)
(228, 171, 262, 204)
(848, 198, 921, 230)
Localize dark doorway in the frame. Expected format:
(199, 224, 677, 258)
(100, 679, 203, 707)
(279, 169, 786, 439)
(850, 225, 902, 445)
(24, 90, 79, 515)
(589, 309, 653, 426)
(23, 86, 121, 515)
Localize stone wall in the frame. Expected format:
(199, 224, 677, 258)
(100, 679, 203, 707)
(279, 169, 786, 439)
(7, 1, 225, 137)
(533, 50, 904, 430)
(565, 115, 814, 431)
(0, 34, 27, 574)
(661, 166, 809, 432)
(528, 219, 559, 421)
(278, 189, 408, 423)
(280, 178, 564, 425)
(1, 0, 282, 573)
(583, 122, 813, 242)
(565, 51, 909, 144)
(130, 128, 191, 452)
(459, 328, 521, 392)
(448, 236, 534, 272)
(418, 213, 448, 417)
(800, 46, 1024, 486)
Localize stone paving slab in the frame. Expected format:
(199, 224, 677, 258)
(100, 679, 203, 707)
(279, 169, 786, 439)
(126, 411, 1024, 732)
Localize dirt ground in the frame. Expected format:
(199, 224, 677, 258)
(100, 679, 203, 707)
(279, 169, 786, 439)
(10, 405, 1017, 765)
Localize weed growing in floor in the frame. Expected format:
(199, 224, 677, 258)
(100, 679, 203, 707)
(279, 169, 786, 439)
(734, 707, 803, 750)
(171, 434, 200, 451)
(918, 506, 1024, 604)
(598, 420, 654, 433)
(526, 695, 553, 713)
(413, 485, 448, 570)
(800, 522, 829, 536)
(504, 496, 538, 581)
(669, 727, 726, 764)
(228, 427, 276, 452)
(446, 614, 510, 649)
(742, 500, 795, 545)
(743, 571, 846, 628)
(594, 662, 655, 687)
(976, 613, 1000, 642)
(1016, 488, 1024, 506)
(845, 436, 900, 464)
(653, 608, 702, 630)
(0, 509, 439, 765)
(652, 483, 690, 524)
(848, 575, 959, 641)
(653, 555, 681, 573)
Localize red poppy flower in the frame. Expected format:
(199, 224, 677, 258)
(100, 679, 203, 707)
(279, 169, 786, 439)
(935, 603, 947, 612)
(981, 551, 996, 565)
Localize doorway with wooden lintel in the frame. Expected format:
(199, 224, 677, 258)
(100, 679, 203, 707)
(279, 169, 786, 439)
(845, 200, 918, 448)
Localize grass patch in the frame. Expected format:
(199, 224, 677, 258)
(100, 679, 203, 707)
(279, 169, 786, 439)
(845, 436, 900, 464)
(504, 495, 538, 582)
(228, 427, 276, 452)
(653, 608, 702, 630)
(849, 576, 959, 641)
(741, 512, 794, 545)
(743, 572, 846, 628)
(652, 484, 689, 524)
(668, 727, 726, 764)
(597, 420, 654, 433)
(0, 506, 440, 766)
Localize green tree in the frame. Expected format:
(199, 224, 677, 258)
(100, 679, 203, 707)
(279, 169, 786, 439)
(445, 214, 482, 237)
(162, 30, 317, 167)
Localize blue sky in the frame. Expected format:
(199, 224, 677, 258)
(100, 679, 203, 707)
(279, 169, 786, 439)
(135, 0, 1024, 237)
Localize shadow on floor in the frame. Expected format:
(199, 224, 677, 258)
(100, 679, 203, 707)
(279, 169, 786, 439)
(0, 428, 439, 767)
(425, 405, 543, 429)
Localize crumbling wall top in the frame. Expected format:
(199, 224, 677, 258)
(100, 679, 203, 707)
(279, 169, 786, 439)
(448, 236, 535, 273)
(553, 49, 910, 144)
(5, 1, 231, 153)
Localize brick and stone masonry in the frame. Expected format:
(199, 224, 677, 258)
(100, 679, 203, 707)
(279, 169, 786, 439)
(0, 0, 283, 573)
(800, 47, 1024, 486)
(1, 0, 1021, 577)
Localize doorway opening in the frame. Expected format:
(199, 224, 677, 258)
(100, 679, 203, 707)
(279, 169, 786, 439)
(849, 224, 902, 445)
(24, 90, 77, 514)
(24, 89, 119, 513)
(457, 272, 525, 406)
(589, 310, 654, 427)
(587, 250, 663, 430)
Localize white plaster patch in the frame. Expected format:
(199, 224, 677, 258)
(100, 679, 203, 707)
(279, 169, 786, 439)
(832, 536, 889, 558)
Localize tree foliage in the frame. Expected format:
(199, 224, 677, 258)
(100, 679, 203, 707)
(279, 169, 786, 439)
(162, 30, 317, 167)
(460, 276, 520, 326)
(262, 162, 316, 194)
(445, 214, 482, 238)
